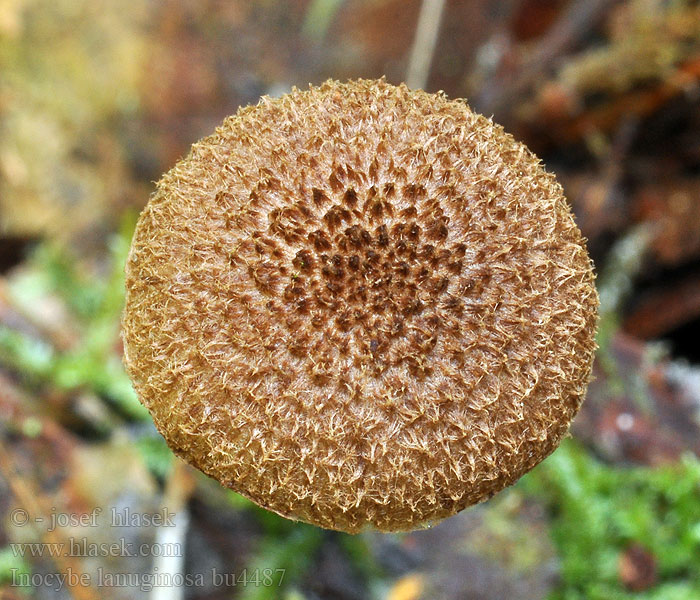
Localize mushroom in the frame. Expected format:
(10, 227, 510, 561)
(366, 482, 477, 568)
(122, 79, 598, 533)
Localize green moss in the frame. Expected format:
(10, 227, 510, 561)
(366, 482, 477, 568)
(0, 546, 31, 590)
(0, 213, 147, 421)
(520, 440, 700, 599)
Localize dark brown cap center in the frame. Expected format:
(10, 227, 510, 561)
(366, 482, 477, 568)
(243, 174, 470, 379)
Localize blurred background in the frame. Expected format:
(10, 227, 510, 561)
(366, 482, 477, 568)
(1, 0, 700, 598)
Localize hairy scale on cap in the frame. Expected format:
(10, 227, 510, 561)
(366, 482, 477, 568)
(122, 78, 599, 533)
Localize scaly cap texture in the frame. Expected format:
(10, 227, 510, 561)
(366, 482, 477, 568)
(123, 79, 598, 533)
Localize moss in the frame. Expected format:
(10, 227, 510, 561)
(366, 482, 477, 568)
(521, 440, 700, 599)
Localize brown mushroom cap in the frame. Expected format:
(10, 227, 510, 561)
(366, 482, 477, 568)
(123, 78, 598, 533)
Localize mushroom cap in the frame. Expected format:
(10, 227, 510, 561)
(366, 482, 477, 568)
(123, 79, 598, 533)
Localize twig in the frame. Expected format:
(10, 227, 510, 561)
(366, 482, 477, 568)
(406, 0, 447, 90)
(150, 460, 195, 600)
(475, 0, 619, 117)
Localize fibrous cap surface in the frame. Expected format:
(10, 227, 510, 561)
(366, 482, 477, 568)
(123, 78, 599, 533)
